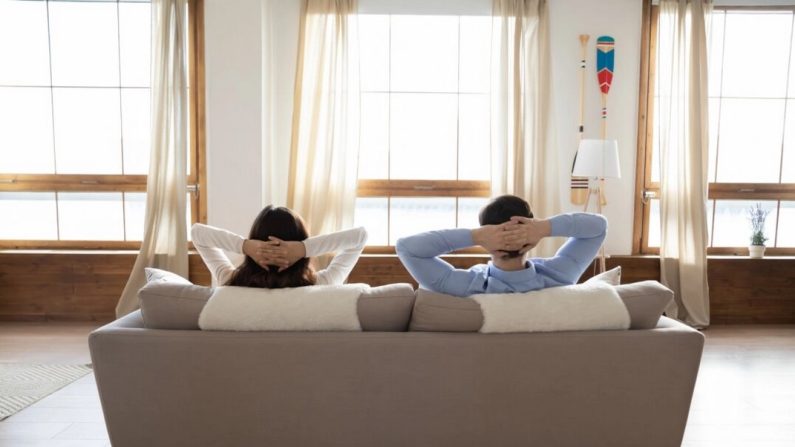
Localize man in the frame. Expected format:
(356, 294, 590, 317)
(395, 195, 607, 297)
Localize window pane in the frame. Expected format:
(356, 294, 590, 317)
(707, 11, 725, 98)
(124, 192, 191, 241)
(459, 16, 491, 93)
(124, 192, 146, 241)
(359, 15, 389, 92)
(0, 1, 50, 86)
(121, 88, 151, 174)
(49, 1, 120, 87)
(353, 197, 388, 246)
(458, 94, 490, 180)
(651, 97, 660, 183)
(457, 197, 488, 229)
(58, 192, 125, 241)
(53, 88, 122, 174)
(389, 197, 455, 245)
(721, 12, 791, 98)
(646, 199, 713, 248)
(358, 93, 388, 179)
(390, 93, 457, 180)
(707, 199, 715, 247)
(0, 192, 58, 240)
(715, 98, 784, 183)
(119, 2, 151, 87)
(648, 199, 660, 247)
(0, 87, 55, 174)
(712, 200, 777, 248)
(390, 15, 458, 93)
(707, 98, 720, 182)
(790, 19, 795, 98)
(781, 99, 795, 183)
(776, 201, 795, 247)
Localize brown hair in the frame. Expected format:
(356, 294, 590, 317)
(225, 205, 316, 288)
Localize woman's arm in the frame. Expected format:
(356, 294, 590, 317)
(304, 227, 368, 285)
(190, 223, 245, 286)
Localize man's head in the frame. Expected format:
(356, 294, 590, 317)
(479, 195, 533, 259)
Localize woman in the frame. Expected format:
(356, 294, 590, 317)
(191, 205, 367, 288)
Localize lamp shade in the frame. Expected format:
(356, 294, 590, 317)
(572, 139, 621, 179)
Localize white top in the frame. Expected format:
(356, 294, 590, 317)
(191, 223, 368, 287)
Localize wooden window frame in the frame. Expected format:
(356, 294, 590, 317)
(357, 179, 491, 254)
(0, 0, 207, 250)
(633, 2, 795, 256)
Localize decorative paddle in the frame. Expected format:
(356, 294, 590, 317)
(570, 34, 590, 206)
(594, 35, 615, 274)
(595, 35, 615, 208)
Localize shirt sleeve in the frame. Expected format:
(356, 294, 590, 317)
(304, 227, 368, 285)
(395, 229, 483, 297)
(537, 213, 608, 284)
(190, 223, 245, 286)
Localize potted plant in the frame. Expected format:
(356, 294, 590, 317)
(748, 203, 770, 259)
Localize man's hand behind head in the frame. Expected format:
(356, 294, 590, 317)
(472, 222, 527, 255)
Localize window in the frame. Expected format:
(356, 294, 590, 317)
(0, 0, 205, 249)
(635, 5, 795, 255)
(354, 14, 492, 249)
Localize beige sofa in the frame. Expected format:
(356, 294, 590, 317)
(90, 305, 703, 447)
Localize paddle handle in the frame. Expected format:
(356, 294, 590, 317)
(578, 34, 589, 139)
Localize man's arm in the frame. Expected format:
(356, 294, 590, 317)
(396, 226, 520, 296)
(533, 213, 608, 284)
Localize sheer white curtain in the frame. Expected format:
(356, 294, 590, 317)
(287, 0, 360, 244)
(117, 0, 189, 317)
(491, 0, 560, 257)
(656, 0, 712, 327)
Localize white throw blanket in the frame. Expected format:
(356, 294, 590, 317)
(198, 284, 368, 331)
(472, 282, 630, 333)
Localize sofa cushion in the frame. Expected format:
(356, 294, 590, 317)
(410, 289, 483, 332)
(409, 280, 673, 332)
(584, 266, 622, 285)
(199, 284, 368, 331)
(471, 282, 629, 333)
(139, 279, 416, 332)
(358, 283, 416, 331)
(139, 281, 213, 330)
(144, 267, 191, 284)
(614, 280, 674, 329)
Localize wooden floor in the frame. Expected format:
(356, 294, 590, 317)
(1, 323, 794, 446)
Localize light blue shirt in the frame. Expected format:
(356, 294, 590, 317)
(395, 213, 608, 297)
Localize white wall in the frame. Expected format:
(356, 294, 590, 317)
(204, 0, 643, 254)
(204, 0, 299, 237)
(549, 0, 642, 255)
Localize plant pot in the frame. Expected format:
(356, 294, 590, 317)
(748, 245, 766, 259)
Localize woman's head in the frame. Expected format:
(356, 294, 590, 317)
(226, 205, 316, 288)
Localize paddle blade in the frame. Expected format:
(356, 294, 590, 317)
(596, 35, 615, 94)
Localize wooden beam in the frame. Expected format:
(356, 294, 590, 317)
(357, 179, 491, 198)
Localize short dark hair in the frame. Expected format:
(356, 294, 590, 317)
(478, 195, 533, 259)
(478, 195, 533, 226)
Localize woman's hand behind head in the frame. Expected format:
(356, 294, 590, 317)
(266, 237, 306, 272)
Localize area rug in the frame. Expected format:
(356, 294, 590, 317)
(0, 363, 92, 420)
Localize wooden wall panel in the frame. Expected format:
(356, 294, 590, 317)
(0, 253, 211, 322)
(1, 253, 794, 324)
